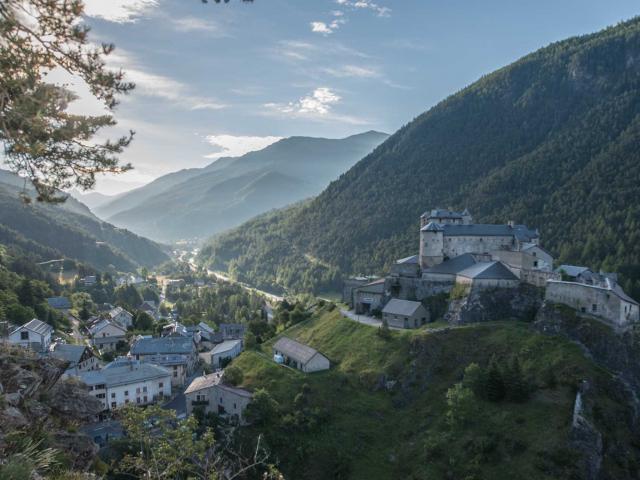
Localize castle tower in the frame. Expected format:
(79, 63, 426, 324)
(419, 222, 445, 268)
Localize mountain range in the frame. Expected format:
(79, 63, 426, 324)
(0, 171, 169, 272)
(94, 131, 389, 242)
(199, 18, 640, 299)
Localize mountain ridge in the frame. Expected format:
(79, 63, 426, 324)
(199, 18, 640, 298)
(95, 131, 389, 242)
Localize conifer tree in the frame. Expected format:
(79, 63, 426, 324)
(485, 356, 505, 402)
(503, 357, 528, 402)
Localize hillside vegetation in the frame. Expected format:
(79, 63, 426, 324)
(0, 174, 169, 271)
(201, 18, 640, 299)
(97, 131, 388, 242)
(232, 307, 639, 479)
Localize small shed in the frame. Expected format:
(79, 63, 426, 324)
(382, 299, 429, 329)
(272, 337, 329, 373)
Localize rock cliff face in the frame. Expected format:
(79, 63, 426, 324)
(534, 304, 640, 479)
(446, 285, 543, 325)
(0, 345, 103, 471)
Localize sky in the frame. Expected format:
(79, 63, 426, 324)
(69, 0, 640, 195)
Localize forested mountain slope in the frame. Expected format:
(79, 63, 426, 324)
(200, 18, 640, 297)
(97, 131, 388, 242)
(0, 174, 169, 271)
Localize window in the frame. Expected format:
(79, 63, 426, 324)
(124, 390, 129, 396)
(143, 386, 147, 393)
(125, 399, 129, 404)
(533, 261, 538, 267)
(143, 396, 147, 403)
(96, 393, 106, 399)
(592, 304, 597, 312)
(233, 403, 237, 410)
(136, 387, 141, 394)
(111, 402, 116, 409)
(20, 331, 29, 340)
(111, 393, 116, 399)
(159, 382, 163, 388)
(173, 371, 177, 378)
(136, 397, 141, 404)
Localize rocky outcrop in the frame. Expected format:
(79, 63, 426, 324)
(446, 284, 543, 325)
(570, 381, 603, 480)
(0, 345, 103, 471)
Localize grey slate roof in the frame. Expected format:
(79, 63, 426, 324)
(131, 336, 195, 355)
(357, 278, 385, 294)
(51, 344, 89, 365)
(457, 261, 519, 281)
(421, 208, 464, 219)
(424, 253, 477, 275)
(185, 373, 221, 394)
(80, 361, 170, 388)
(11, 318, 53, 336)
(382, 298, 424, 317)
(211, 339, 242, 355)
(217, 383, 253, 398)
(273, 337, 323, 365)
(612, 284, 640, 306)
(89, 319, 126, 337)
(395, 255, 419, 264)
(421, 221, 444, 232)
(433, 224, 538, 241)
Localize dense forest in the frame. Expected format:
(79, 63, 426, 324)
(200, 18, 640, 299)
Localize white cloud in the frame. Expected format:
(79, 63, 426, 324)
(107, 50, 226, 111)
(171, 16, 224, 34)
(83, 0, 158, 23)
(335, 0, 391, 17)
(264, 87, 369, 125)
(323, 64, 380, 78)
(310, 18, 346, 35)
(204, 135, 282, 160)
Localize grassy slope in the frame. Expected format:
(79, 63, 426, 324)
(232, 308, 625, 479)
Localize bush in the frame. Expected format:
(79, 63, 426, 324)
(223, 365, 243, 386)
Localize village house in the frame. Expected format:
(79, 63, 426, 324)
(50, 343, 100, 375)
(130, 336, 197, 386)
(88, 319, 127, 352)
(273, 337, 330, 373)
(382, 298, 430, 329)
(81, 275, 97, 287)
(545, 272, 640, 330)
(79, 359, 171, 411)
(184, 373, 253, 424)
(106, 306, 133, 330)
(204, 339, 243, 368)
(46, 296, 72, 311)
(185, 322, 220, 344)
(9, 319, 53, 352)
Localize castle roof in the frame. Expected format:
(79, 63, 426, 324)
(421, 208, 465, 219)
(424, 253, 477, 275)
(457, 261, 519, 281)
(356, 278, 385, 294)
(556, 265, 591, 277)
(429, 223, 538, 242)
(421, 222, 444, 232)
(382, 298, 424, 317)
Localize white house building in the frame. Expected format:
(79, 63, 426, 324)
(130, 336, 197, 386)
(206, 339, 243, 368)
(382, 299, 430, 329)
(273, 337, 330, 373)
(9, 319, 53, 352)
(79, 359, 171, 411)
(184, 373, 252, 424)
(50, 343, 100, 375)
(106, 307, 133, 330)
(88, 319, 127, 352)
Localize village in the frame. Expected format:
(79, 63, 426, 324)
(2, 207, 639, 449)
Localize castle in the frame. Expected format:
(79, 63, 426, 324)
(345, 208, 556, 314)
(344, 207, 639, 330)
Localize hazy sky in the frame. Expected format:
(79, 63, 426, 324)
(73, 0, 639, 194)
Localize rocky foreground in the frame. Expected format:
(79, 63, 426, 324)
(0, 345, 103, 476)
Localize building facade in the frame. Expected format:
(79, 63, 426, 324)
(273, 337, 330, 373)
(184, 373, 252, 424)
(8, 319, 53, 352)
(382, 298, 430, 329)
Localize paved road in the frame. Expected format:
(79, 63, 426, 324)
(163, 367, 204, 418)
